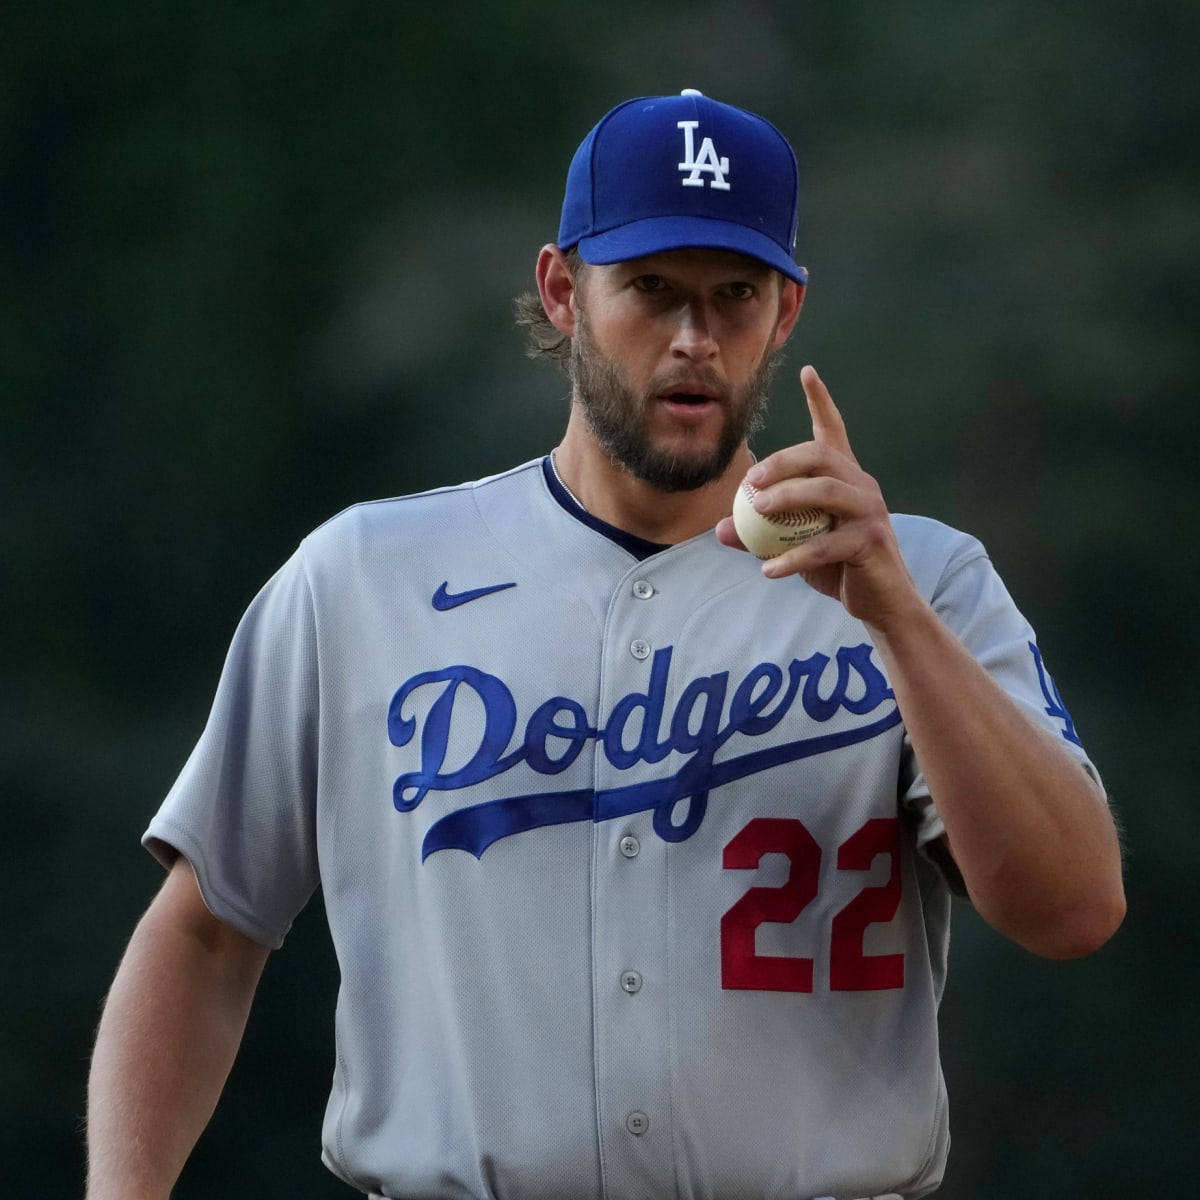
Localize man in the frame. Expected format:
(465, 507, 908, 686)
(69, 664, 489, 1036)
(86, 90, 1125, 1200)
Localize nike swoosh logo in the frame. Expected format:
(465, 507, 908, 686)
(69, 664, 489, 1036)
(432, 581, 518, 611)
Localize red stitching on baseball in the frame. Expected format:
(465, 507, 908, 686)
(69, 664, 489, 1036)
(740, 481, 828, 530)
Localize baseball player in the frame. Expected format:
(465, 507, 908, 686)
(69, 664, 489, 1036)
(86, 90, 1124, 1200)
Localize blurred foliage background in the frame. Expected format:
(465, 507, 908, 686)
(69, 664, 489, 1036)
(3, 1, 1197, 1195)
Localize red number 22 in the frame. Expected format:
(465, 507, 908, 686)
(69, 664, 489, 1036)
(720, 816, 904, 992)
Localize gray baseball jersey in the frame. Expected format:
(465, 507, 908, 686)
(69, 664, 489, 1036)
(145, 455, 1101, 1200)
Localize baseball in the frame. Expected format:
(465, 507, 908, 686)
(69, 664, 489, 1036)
(732, 479, 832, 559)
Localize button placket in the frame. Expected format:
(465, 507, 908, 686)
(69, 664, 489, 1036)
(595, 573, 674, 1188)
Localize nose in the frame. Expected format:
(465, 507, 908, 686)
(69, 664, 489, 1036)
(669, 300, 718, 361)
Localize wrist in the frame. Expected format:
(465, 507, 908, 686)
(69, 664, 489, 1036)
(860, 587, 941, 651)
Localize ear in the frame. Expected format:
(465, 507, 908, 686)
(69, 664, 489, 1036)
(536, 244, 581, 337)
(770, 278, 806, 350)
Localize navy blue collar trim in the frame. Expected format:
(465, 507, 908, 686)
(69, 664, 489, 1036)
(541, 456, 670, 561)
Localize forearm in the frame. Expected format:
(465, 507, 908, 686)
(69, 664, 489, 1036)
(86, 869, 268, 1200)
(868, 600, 1125, 958)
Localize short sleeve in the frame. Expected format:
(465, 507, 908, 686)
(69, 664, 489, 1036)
(143, 549, 320, 947)
(898, 528, 1105, 852)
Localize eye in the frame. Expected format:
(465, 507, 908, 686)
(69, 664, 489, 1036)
(721, 281, 756, 301)
(632, 274, 669, 293)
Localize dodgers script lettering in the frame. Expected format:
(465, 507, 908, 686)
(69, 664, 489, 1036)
(387, 644, 901, 860)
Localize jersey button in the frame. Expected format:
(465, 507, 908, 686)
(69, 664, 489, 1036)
(620, 970, 643, 995)
(626, 1111, 650, 1136)
(619, 835, 640, 858)
(630, 639, 651, 661)
(632, 579, 654, 600)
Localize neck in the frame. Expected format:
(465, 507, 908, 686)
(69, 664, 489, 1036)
(553, 407, 753, 545)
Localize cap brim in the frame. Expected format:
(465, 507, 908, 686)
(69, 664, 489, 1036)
(576, 216, 807, 285)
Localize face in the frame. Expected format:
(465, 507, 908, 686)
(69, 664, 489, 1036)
(567, 249, 796, 492)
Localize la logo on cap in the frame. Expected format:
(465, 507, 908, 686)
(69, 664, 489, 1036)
(675, 88, 730, 191)
(677, 119, 730, 190)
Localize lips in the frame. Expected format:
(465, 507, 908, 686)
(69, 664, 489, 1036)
(658, 388, 723, 427)
(656, 378, 723, 405)
(649, 370, 728, 426)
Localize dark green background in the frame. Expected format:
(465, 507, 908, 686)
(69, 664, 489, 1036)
(4, 2, 1196, 1195)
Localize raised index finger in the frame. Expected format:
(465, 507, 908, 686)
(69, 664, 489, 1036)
(801, 364, 858, 467)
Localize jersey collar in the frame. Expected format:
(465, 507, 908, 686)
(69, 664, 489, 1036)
(541, 455, 670, 562)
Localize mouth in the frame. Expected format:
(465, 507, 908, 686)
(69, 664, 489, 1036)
(655, 384, 724, 426)
(657, 378, 723, 406)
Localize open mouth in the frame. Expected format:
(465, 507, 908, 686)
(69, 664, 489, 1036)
(658, 390, 720, 425)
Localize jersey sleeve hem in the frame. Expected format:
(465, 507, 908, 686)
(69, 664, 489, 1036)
(142, 821, 291, 949)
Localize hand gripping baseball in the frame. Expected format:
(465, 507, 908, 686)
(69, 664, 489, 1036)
(717, 365, 922, 632)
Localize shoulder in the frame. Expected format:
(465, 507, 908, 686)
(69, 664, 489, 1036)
(890, 513, 991, 598)
(299, 458, 548, 564)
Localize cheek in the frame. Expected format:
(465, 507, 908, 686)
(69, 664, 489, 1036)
(723, 331, 775, 377)
(598, 318, 664, 372)
(747, 311, 789, 362)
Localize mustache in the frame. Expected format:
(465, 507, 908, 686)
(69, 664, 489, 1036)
(644, 364, 730, 402)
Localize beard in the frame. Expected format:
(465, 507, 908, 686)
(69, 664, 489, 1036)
(569, 310, 781, 493)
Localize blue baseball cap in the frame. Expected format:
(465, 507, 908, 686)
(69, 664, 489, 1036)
(558, 89, 806, 285)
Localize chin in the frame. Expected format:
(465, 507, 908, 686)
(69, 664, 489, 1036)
(626, 442, 739, 493)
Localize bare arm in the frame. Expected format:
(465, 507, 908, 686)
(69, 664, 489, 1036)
(716, 365, 1125, 957)
(86, 856, 271, 1200)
